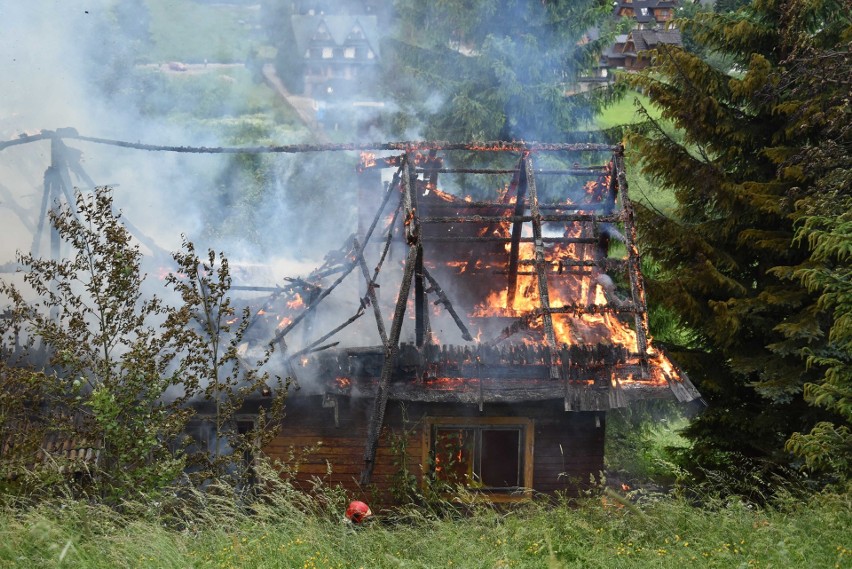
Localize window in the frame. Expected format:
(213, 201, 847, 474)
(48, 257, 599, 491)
(322, 47, 333, 59)
(424, 417, 533, 498)
(343, 47, 355, 59)
(640, 7, 648, 15)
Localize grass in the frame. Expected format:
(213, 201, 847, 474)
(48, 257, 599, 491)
(595, 92, 662, 131)
(129, 66, 308, 139)
(145, 0, 262, 63)
(1, 479, 849, 569)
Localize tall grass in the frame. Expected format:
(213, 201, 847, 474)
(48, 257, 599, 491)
(2, 460, 849, 569)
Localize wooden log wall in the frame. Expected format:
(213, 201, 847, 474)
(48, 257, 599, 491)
(262, 396, 605, 506)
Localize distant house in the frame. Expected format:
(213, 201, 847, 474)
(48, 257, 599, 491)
(612, 0, 678, 28)
(290, 14, 380, 98)
(610, 28, 683, 71)
(581, 0, 683, 82)
(292, 0, 381, 16)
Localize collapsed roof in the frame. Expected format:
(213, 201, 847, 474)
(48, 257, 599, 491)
(251, 142, 700, 412)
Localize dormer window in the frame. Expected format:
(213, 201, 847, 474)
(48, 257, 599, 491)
(344, 47, 356, 59)
(322, 47, 334, 59)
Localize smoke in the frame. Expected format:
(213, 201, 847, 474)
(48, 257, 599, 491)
(0, 1, 611, 393)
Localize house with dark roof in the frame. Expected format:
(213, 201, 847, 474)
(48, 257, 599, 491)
(613, 0, 678, 28)
(290, 14, 380, 98)
(614, 28, 683, 71)
(582, 0, 683, 81)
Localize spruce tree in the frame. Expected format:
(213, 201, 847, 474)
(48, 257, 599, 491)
(778, 21, 852, 479)
(625, 0, 850, 485)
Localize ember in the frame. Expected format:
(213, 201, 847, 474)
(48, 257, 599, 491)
(335, 376, 351, 389)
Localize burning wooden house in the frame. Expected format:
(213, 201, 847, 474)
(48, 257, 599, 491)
(257, 141, 700, 503)
(0, 133, 699, 500)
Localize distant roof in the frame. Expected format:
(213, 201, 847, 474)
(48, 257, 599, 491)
(631, 28, 683, 51)
(291, 14, 381, 58)
(613, 0, 678, 22)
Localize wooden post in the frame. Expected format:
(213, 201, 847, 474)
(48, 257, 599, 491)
(361, 154, 420, 486)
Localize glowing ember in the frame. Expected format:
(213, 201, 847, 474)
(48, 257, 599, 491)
(335, 376, 351, 389)
(286, 293, 305, 310)
(424, 377, 467, 389)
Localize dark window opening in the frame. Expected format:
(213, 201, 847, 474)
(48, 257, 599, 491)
(431, 425, 523, 490)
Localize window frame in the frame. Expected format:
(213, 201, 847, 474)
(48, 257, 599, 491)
(422, 416, 534, 501)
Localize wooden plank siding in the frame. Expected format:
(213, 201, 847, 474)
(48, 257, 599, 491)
(262, 395, 604, 505)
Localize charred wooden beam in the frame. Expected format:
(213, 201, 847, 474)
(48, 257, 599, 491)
(415, 246, 426, 347)
(524, 158, 561, 379)
(613, 147, 650, 372)
(360, 243, 420, 486)
(415, 167, 608, 175)
(422, 267, 474, 342)
(32, 161, 55, 258)
(605, 161, 618, 216)
(353, 237, 387, 345)
(424, 201, 607, 211)
(422, 236, 598, 244)
(517, 258, 628, 270)
(493, 270, 594, 277)
(361, 154, 421, 486)
(231, 285, 293, 292)
(419, 213, 624, 224)
(289, 309, 365, 360)
(506, 158, 527, 309)
(50, 136, 617, 155)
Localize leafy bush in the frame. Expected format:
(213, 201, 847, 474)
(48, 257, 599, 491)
(0, 187, 286, 501)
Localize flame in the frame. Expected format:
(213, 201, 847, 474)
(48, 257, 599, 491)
(286, 293, 305, 310)
(358, 152, 376, 171)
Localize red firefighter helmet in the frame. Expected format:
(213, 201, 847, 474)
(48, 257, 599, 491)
(345, 500, 372, 523)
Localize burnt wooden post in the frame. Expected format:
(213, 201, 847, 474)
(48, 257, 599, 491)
(506, 157, 527, 309)
(411, 159, 426, 347)
(361, 154, 420, 486)
(613, 146, 650, 374)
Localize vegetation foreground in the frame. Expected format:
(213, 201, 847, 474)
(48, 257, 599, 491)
(1, 476, 849, 569)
